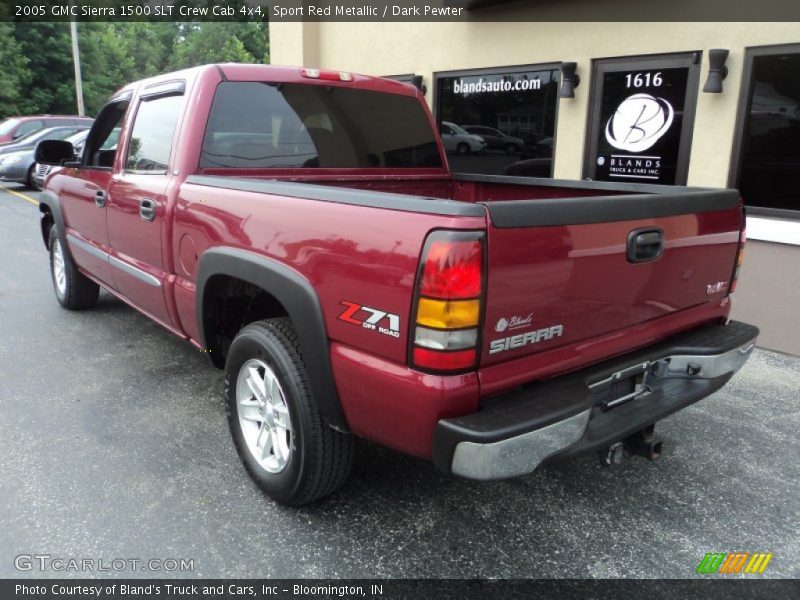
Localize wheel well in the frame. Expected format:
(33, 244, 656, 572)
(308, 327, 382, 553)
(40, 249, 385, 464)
(202, 275, 289, 368)
(40, 205, 54, 250)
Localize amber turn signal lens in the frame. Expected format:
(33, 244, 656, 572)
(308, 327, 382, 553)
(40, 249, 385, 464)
(416, 298, 480, 330)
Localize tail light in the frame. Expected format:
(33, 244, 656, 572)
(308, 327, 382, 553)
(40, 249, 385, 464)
(410, 231, 485, 373)
(729, 225, 746, 294)
(300, 68, 354, 82)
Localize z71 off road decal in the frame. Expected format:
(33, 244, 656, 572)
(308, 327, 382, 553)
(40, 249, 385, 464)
(338, 301, 400, 338)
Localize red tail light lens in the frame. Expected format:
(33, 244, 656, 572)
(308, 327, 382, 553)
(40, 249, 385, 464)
(730, 225, 746, 294)
(410, 231, 485, 374)
(420, 238, 483, 299)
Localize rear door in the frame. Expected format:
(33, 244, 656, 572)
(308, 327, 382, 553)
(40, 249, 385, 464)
(480, 190, 742, 365)
(106, 87, 184, 327)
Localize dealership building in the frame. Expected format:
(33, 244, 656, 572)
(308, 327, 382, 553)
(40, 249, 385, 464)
(271, 6, 800, 354)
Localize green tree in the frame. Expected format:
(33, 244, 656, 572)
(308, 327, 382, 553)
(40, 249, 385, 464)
(13, 23, 76, 114)
(79, 23, 136, 114)
(0, 23, 32, 118)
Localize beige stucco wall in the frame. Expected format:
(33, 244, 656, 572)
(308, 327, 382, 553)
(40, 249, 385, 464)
(271, 21, 799, 187)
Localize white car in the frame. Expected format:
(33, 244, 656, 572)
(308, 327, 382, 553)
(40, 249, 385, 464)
(439, 121, 486, 155)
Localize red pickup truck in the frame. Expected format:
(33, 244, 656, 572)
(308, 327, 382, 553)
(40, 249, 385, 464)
(35, 64, 758, 505)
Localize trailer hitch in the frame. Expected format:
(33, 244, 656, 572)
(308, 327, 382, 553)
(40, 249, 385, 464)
(624, 424, 662, 461)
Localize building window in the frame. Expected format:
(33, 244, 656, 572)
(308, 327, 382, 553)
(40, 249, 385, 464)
(434, 64, 560, 177)
(584, 52, 701, 185)
(732, 45, 800, 217)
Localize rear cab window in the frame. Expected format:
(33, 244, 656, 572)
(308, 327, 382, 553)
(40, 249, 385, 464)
(200, 82, 442, 169)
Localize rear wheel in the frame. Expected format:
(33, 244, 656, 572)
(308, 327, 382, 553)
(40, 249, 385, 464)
(49, 227, 99, 310)
(225, 318, 353, 505)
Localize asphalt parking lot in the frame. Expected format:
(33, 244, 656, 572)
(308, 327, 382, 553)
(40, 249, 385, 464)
(0, 182, 798, 579)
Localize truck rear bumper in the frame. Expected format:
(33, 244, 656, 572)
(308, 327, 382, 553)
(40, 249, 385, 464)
(432, 320, 759, 480)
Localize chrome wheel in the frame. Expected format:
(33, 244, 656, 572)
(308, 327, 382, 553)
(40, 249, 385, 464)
(236, 358, 293, 473)
(52, 238, 67, 297)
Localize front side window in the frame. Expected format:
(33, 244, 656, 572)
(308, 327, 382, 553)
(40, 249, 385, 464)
(126, 95, 183, 172)
(200, 82, 442, 169)
(737, 49, 800, 214)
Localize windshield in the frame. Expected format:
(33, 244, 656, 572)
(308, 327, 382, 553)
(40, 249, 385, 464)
(200, 82, 442, 169)
(0, 119, 21, 135)
(449, 123, 471, 136)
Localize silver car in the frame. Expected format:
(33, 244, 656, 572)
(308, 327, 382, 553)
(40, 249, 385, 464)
(439, 121, 486, 155)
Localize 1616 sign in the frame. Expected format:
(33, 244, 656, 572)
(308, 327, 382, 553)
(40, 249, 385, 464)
(594, 67, 689, 185)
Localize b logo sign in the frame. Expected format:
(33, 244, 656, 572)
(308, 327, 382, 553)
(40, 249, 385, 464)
(605, 93, 674, 153)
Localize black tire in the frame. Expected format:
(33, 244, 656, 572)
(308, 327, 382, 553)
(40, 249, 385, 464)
(26, 164, 37, 189)
(225, 318, 353, 506)
(505, 143, 518, 155)
(49, 226, 99, 310)
(456, 142, 470, 155)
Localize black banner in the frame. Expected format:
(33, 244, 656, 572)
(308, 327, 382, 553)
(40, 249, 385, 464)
(4, 0, 800, 22)
(2, 579, 799, 600)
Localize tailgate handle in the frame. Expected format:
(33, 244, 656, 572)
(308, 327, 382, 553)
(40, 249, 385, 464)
(627, 228, 664, 263)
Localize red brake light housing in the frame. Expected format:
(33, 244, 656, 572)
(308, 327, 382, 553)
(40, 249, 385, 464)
(729, 216, 746, 294)
(410, 230, 485, 374)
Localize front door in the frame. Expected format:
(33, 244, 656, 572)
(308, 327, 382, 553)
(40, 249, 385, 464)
(106, 91, 184, 328)
(60, 99, 130, 288)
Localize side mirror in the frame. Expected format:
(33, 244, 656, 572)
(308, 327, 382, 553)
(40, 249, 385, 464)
(35, 140, 76, 166)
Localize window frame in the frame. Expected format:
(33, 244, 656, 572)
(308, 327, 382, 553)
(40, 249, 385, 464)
(122, 83, 185, 176)
(80, 91, 133, 171)
(728, 42, 800, 221)
(432, 62, 562, 178)
(582, 51, 702, 186)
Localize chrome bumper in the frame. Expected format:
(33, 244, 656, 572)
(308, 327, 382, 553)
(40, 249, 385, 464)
(442, 330, 757, 481)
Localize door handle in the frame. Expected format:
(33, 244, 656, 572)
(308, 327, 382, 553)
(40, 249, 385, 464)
(95, 190, 107, 208)
(627, 228, 664, 263)
(139, 198, 156, 222)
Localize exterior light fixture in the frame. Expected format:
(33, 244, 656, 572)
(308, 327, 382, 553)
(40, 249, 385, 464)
(410, 75, 427, 96)
(559, 62, 580, 99)
(703, 49, 730, 93)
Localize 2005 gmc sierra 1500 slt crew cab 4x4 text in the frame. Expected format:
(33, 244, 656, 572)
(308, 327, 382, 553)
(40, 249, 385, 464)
(34, 64, 758, 505)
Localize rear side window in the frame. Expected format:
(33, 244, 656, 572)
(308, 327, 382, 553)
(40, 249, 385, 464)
(200, 82, 442, 169)
(126, 95, 182, 172)
(16, 120, 43, 137)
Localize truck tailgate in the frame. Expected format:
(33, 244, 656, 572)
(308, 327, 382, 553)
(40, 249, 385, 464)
(480, 190, 742, 367)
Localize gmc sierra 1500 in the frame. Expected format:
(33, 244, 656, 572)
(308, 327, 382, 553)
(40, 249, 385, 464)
(35, 64, 757, 505)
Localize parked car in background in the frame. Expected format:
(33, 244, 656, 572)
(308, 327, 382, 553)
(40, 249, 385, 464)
(32, 128, 118, 190)
(0, 115, 93, 145)
(439, 121, 486, 154)
(504, 157, 552, 177)
(0, 125, 91, 188)
(462, 125, 523, 154)
(520, 133, 554, 159)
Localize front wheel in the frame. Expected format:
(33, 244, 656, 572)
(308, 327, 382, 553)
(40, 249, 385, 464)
(49, 227, 99, 310)
(456, 142, 470, 155)
(225, 318, 353, 505)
